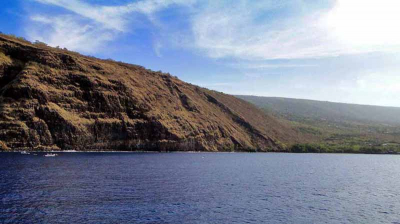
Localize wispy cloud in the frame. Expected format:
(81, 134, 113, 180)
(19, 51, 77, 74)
(28, 15, 115, 53)
(196, 82, 237, 87)
(34, 0, 195, 31)
(229, 63, 318, 69)
(27, 0, 195, 53)
(25, 0, 400, 57)
(243, 73, 280, 79)
(190, 0, 400, 60)
(34, 0, 126, 31)
(153, 40, 163, 57)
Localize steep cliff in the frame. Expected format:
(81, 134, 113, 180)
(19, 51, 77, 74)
(0, 34, 299, 151)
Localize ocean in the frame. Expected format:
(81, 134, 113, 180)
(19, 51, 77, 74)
(1, 152, 399, 223)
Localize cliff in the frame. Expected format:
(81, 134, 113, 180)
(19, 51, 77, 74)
(0, 34, 299, 151)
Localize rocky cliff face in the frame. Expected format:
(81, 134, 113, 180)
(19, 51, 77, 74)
(0, 34, 299, 151)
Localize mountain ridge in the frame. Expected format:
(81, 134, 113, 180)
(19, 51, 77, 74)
(0, 34, 300, 152)
(236, 95, 400, 125)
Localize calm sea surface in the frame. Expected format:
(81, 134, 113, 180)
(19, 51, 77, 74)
(1, 152, 400, 224)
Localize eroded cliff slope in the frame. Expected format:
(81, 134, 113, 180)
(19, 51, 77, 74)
(0, 34, 299, 151)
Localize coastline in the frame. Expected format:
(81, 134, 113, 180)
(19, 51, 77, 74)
(1, 150, 399, 155)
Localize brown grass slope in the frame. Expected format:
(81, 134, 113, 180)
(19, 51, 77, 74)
(0, 34, 299, 151)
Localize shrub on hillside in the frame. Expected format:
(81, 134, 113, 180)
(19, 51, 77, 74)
(34, 40, 48, 47)
(290, 144, 329, 153)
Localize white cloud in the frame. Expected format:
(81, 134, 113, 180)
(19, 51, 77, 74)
(195, 82, 237, 88)
(325, 0, 400, 46)
(190, 0, 400, 60)
(28, 15, 115, 53)
(28, 0, 196, 53)
(355, 73, 400, 95)
(33, 0, 195, 31)
(153, 40, 163, 57)
(34, 0, 127, 31)
(26, 0, 400, 58)
(229, 63, 318, 69)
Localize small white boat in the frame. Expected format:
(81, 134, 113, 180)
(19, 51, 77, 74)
(20, 151, 30, 155)
(44, 153, 58, 157)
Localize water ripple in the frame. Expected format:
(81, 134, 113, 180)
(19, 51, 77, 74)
(1, 153, 400, 223)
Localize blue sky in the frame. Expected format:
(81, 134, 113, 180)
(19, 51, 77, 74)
(1, 0, 400, 107)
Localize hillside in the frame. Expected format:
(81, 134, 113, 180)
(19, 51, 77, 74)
(236, 96, 400, 125)
(0, 34, 300, 152)
(237, 95, 400, 152)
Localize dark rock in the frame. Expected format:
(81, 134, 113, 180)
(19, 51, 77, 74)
(0, 34, 300, 152)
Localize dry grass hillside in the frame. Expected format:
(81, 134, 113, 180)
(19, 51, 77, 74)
(0, 34, 301, 152)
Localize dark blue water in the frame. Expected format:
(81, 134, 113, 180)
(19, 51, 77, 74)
(1, 153, 400, 224)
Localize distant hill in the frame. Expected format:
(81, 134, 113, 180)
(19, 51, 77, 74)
(236, 96, 400, 125)
(0, 33, 300, 152)
(237, 95, 400, 152)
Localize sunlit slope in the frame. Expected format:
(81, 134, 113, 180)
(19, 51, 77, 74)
(0, 34, 300, 151)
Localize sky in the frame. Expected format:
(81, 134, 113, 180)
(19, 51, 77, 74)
(1, 0, 400, 107)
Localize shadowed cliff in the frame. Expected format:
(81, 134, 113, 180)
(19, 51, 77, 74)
(0, 34, 300, 151)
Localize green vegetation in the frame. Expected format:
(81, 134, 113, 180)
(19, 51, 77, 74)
(290, 144, 400, 154)
(34, 40, 48, 47)
(290, 143, 400, 154)
(237, 95, 400, 154)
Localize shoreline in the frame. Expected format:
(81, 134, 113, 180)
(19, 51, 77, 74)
(1, 150, 399, 155)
